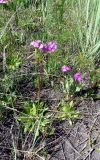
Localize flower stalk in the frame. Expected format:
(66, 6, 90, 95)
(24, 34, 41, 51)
(35, 49, 44, 101)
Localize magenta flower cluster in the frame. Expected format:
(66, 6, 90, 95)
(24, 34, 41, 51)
(30, 40, 58, 53)
(61, 65, 71, 73)
(30, 40, 44, 49)
(74, 72, 82, 81)
(0, 0, 8, 3)
(61, 65, 82, 81)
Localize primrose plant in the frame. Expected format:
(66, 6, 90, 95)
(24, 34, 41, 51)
(61, 65, 84, 99)
(30, 39, 58, 100)
(18, 101, 54, 136)
(59, 100, 80, 126)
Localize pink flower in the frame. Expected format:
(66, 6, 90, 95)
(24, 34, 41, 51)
(30, 40, 58, 53)
(74, 72, 82, 81)
(61, 65, 71, 73)
(41, 44, 48, 52)
(42, 41, 58, 52)
(30, 40, 44, 49)
(0, 0, 8, 3)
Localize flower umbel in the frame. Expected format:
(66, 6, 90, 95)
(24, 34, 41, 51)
(61, 65, 71, 73)
(46, 41, 58, 52)
(30, 40, 58, 53)
(42, 41, 58, 52)
(74, 72, 82, 81)
(30, 40, 44, 49)
(0, 0, 8, 3)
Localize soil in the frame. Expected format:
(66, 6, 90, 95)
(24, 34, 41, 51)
(47, 99, 100, 160)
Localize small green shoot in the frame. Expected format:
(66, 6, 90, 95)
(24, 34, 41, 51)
(59, 100, 80, 125)
(17, 101, 54, 135)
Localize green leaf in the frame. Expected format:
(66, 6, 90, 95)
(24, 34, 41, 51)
(30, 103, 37, 116)
(23, 101, 31, 113)
(69, 101, 73, 108)
(62, 105, 67, 112)
(24, 121, 33, 132)
(65, 81, 69, 91)
(69, 119, 72, 126)
(18, 116, 28, 122)
(41, 118, 50, 127)
(76, 86, 81, 92)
